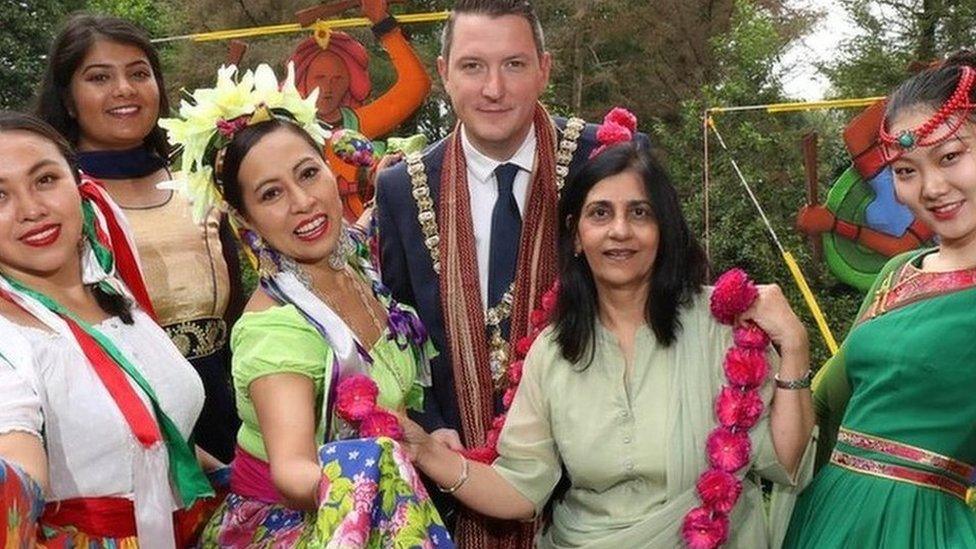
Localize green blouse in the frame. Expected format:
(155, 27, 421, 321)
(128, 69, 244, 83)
(492, 290, 812, 548)
(810, 249, 922, 470)
(232, 303, 425, 461)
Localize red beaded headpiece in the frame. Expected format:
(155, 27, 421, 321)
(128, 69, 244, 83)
(878, 65, 976, 162)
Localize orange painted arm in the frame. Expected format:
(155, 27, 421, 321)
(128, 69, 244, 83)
(835, 218, 928, 257)
(353, 28, 431, 139)
(797, 205, 932, 257)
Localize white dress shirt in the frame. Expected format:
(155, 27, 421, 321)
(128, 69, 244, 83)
(460, 125, 537, 310)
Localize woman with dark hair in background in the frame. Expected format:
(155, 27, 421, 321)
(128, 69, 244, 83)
(400, 138, 815, 548)
(785, 52, 976, 548)
(0, 111, 215, 548)
(34, 13, 243, 463)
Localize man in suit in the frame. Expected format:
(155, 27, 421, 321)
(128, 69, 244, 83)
(376, 1, 637, 545)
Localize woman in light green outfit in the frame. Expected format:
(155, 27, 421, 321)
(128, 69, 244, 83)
(784, 53, 976, 549)
(400, 141, 816, 547)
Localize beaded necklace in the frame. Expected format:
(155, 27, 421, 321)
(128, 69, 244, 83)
(406, 117, 585, 388)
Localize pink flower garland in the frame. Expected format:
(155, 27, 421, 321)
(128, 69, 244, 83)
(336, 374, 405, 440)
(460, 269, 767, 548)
(681, 268, 770, 549)
(462, 282, 561, 464)
(589, 107, 639, 159)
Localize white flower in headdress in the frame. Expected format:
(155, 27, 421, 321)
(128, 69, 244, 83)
(159, 62, 330, 224)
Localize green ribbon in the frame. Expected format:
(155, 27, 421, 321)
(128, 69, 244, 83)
(80, 200, 116, 277)
(3, 275, 212, 506)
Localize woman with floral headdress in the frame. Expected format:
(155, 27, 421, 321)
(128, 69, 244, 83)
(161, 63, 450, 546)
(784, 52, 976, 548)
(0, 111, 218, 548)
(34, 13, 244, 464)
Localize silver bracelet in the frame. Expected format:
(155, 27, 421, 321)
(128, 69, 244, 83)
(774, 369, 812, 390)
(437, 453, 469, 494)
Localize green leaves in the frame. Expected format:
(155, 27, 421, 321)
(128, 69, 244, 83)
(0, 0, 68, 110)
(655, 2, 862, 367)
(823, 0, 976, 98)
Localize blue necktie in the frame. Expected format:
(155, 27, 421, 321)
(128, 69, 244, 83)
(488, 163, 522, 308)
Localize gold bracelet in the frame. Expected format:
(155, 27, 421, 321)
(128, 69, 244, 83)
(437, 453, 469, 494)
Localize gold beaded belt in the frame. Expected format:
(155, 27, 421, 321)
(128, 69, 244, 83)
(163, 317, 227, 360)
(831, 427, 973, 501)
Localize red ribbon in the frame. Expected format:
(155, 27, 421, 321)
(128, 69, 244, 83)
(66, 318, 162, 446)
(78, 179, 157, 320)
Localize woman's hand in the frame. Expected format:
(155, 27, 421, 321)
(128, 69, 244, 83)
(397, 413, 442, 465)
(371, 151, 404, 185)
(743, 286, 815, 477)
(737, 284, 809, 358)
(430, 428, 464, 451)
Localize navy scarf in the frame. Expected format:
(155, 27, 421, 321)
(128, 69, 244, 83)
(77, 146, 167, 179)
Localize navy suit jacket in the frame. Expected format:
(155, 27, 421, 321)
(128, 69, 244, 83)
(376, 118, 649, 435)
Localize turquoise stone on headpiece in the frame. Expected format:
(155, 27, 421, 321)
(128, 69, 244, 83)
(897, 131, 916, 149)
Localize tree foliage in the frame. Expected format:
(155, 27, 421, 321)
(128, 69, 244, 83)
(823, 0, 976, 97)
(0, 0, 167, 111)
(0, 0, 78, 110)
(653, 1, 861, 366)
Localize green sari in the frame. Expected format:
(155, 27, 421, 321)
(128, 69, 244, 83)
(785, 249, 976, 548)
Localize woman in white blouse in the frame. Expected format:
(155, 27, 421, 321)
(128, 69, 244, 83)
(0, 112, 216, 549)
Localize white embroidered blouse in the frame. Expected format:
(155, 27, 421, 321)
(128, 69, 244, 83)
(0, 310, 203, 544)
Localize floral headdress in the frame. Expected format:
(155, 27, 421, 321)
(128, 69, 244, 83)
(159, 62, 331, 224)
(590, 107, 639, 158)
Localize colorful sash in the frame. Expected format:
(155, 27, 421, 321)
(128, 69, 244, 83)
(259, 227, 432, 441)
(439, 104, 563, 548)
(41, 493, 223, 547)
(438, 104, 561, 447)
(831, 427, 973, 501)
(79, 177, 157, 320)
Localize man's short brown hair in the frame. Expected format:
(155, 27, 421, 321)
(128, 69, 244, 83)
(440, 0, 546, 61)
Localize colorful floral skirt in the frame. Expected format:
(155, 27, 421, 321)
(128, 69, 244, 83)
(200, 437, 453, 548)
(1, 458, 45, 548)
(1, 456, 226, 548)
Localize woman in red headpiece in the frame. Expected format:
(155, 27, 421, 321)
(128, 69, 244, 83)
(785, 51, 976, 548)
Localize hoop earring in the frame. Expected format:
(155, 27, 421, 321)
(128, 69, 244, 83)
(257, 243, 279, 279)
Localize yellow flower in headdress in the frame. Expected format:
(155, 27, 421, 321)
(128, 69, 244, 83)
(159, 62, 330, 223)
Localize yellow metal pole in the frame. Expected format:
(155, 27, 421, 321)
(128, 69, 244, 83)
(151, 11, 450, 44)
(707, 118, 840, 355)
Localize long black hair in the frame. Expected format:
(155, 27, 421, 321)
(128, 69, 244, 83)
(553, 142, 707, 366)
(0, 111, 133, 323)
(886, 50, 976, 126)
(34, 13, 171, 160)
